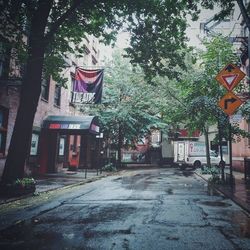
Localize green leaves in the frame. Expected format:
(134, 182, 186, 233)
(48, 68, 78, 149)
(165, 35, 239, 137)
(89, 50, 168, 147)
(1, 0, 202, 86)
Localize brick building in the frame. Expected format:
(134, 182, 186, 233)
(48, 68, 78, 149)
(0, 34, 102, 176)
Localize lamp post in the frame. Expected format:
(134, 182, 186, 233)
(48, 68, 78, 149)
(96, 132, 104, 174)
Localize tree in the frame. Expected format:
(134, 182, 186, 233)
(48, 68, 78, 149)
(164, 35, 239, 166)
(0, 0, 199, 184)
(89, 50, 168, 167)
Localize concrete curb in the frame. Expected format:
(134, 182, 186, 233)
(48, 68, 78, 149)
(194, 171, 250, 215)
(0, 171, 121, 206)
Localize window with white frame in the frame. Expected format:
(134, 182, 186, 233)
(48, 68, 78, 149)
(151, 130, 161, 147)
(30, 133, 39, 156)
(59, 137, 65, 156)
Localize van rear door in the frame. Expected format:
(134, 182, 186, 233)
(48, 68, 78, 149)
(177, 142, 185, 162)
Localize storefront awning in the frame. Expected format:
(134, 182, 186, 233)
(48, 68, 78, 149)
(42, 115, 100, 135)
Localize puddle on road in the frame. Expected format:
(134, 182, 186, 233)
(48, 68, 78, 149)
(199, 200, 232, 207)
(113, 177, 122, 181)
(182, 170, 194, 177)
(0, 221, 26, 241)
(166, 236, 179, 241)
(174, 169, 194, 177)
(83, 228, 132, 239)
(34, 231, 61, 241)
(165, 188, 173, 194)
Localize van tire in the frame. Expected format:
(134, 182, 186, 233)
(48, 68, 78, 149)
(193, 160, 201, 169)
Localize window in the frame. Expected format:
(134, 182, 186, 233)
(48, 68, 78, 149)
(92, 46, 97, 54)
(92, 55, 98, 65)
(151, 130, 161, 147)
(137, 137, 146, 145)
(41, 77, 50, 101)
(59, 137, 65, 156)
(70, 75, 75, 92)
(30, 133, 39, 156)
(85, 36, 90, 44)
(54, 84, 61, 107)
(83, 45, 90, 55)
(0, 106, 8, 156)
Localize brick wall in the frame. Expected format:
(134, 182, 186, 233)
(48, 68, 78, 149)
(0, 86, 20, 175)
(0, 76, 82, 176)
(232, 119, 250, 172)
(34, 78, 73, 127)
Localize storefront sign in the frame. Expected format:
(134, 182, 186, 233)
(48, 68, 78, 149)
(49, 123, 81, 129)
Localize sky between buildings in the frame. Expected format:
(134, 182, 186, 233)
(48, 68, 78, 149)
(100, 4, 243, 63)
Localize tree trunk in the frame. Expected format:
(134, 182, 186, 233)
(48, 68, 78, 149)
(117, 124, 123, 169)
(204, 126, 211, 168)
(1, 1, 53, 184)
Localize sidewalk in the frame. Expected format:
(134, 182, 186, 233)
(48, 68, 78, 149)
(195, 168, 250, 214)
(0, 168, 111, 205)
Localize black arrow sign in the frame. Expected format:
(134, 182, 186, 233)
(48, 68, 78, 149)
(225, 64, 235, 72)
(224, 97, 237, 109)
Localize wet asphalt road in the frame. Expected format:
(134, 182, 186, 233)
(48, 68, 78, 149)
(0, 168, 250, 250)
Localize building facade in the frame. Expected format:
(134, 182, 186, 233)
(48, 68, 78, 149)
(0, 34, 102, 176)
(193, 4, 249, 171)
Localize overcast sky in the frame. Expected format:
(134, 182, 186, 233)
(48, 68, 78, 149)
(100, 5, 242, 62)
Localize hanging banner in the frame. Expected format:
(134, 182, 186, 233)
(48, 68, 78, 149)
(71, 68, 104, 104)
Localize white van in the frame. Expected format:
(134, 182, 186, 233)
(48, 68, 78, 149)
(174, 141, 221, 169)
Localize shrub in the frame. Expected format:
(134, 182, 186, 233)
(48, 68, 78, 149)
(208, 174, 222, 185)
(102, 163, 117, 172)
(0, 177, 36, 197)
(201, 166, 220, 175)
(14, 178, 36, 188)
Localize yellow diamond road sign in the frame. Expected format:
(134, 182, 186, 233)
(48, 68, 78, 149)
(215, 63, 245, 91)
(218, 92, 243, 116)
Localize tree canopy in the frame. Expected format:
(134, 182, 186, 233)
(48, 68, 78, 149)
(0, 0, 199, 83)
(0, 0, 200, 183)
(86, 50, 169, 165)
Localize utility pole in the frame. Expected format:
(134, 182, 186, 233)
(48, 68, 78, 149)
(218, 121, 225, 181)
(228, 121, 233, 183)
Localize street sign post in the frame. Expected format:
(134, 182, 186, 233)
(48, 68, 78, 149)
(215, 63, 245, 91)
(216, 63, 245, 184)
(218, 92, 243, 116)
